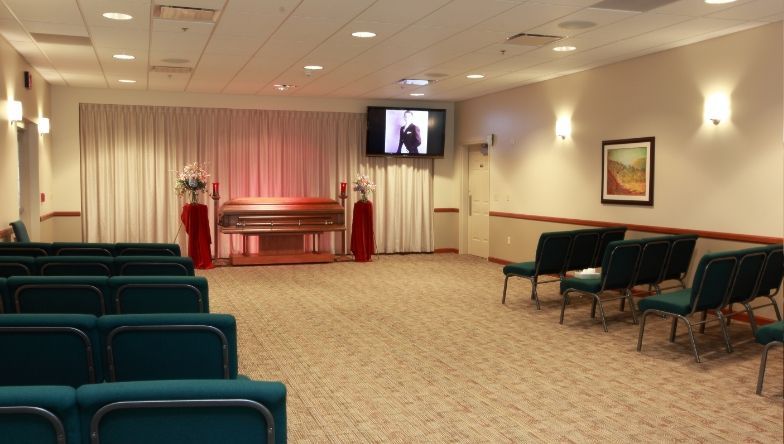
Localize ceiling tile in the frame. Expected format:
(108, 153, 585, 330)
(708, 0, 784, 20)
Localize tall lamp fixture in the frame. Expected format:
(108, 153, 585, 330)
(7, 100, 22, 124)
(38, 117, 50, 134)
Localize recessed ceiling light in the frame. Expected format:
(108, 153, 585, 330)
(399, 79, 431, 86)
(351, 31, 376, 38)
(304, 65, 323, 70)
(112, 54, 135, 60)
(466, 74, 485, 79)
(553, 45, 576, 52)
(410, 93, 425, 96)
(705, 0, 736, 4)
(102, 12, 133, 20)
(118, 79, 136, 83)
(274, 84, 296, 91)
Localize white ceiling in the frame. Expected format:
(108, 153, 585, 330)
(0, 0, 781, 101)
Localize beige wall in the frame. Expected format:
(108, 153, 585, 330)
(0, 35, 51, 237)
(455, 23, 783, 253)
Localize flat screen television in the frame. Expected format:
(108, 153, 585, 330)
(366, 106, 446, 158)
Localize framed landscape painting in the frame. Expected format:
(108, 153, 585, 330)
(601, 137, 654, 206)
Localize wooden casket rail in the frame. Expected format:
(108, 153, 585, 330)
(217, 197, 345, 265)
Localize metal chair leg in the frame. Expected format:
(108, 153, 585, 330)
(530, 276, 541, 310)
(669, 316, 678, 342)
(743, 303, 759, 336)
(502, 275, 510, 304)
(627, 291, 638, 325)
(637, 310, 651, 352)
(770, 296, 783, 321)
(699, 310, 708, 334)
(715, 310, 733, 353)
(590, 298, 597, 319)
(595, 296, 608, 332)
(725, 303, 733, 326)
(619, 297, 626, 312)
(756, 341, 783, 395)
(682, 317, 702, 363)
(559, 291, 570, 325)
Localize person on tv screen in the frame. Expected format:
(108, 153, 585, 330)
(397, 110, 421, 154)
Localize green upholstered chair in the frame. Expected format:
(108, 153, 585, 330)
(0, 255, 36, 277)
(563, 229, 601, 273)
(0, 385, 80, 444)
(9, 220, 30, 242)
(115, 243, 181, 256)
(7, 276, 110, 316)
(742, 245, 783, 334)
(619, 236, 672, 312)
(722, 246, 769, 336)
(109, 276, 209, 314)
(755, 320, 783, 395)
(0, 278, 5, 314)
(0, 242, 51, 257)
(591, 226, 627, 268)
(659, 234, 698, 288)
(37, 256, 114, 277)
(77, 379, 286, 444)
(97, 313, 238, 382)
(559, 239, 641, 332)
(637, 252, 737, 363)
(0, 314, 102, 387)
(501, 231, 572, 309)
(51, 242, 115, 257)
(114, 256, 194, 276)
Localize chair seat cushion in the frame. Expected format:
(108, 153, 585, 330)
(755, 321, 784, 345)
(560, 277, 602, 294)
(638, 289, 691, 315)
(503, 261, 535, 277)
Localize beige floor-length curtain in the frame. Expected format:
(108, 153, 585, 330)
(79, 103, 433, 257)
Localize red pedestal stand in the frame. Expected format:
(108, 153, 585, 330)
(350, 200, 374, 262)
(180, 203, 214, 269)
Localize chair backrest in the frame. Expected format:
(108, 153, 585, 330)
(0, 385, 80, 444)
(0, 242, 51, 257)
(688, 252, 737, 313)
(0, 277, 5, 314)
(599, 240, 641, 291)
(114, 256, 194, 276)
(632, 237, 671, 287)
(10, 220, 31, 242)
(98, 313, 237, 382)
(593, 227, 627, 268)
(109, 276, 209, 314)
(0, 314, 101, 387)
(756, 245, 783, 297)
(77, 379, 286, 444)
(564, 229, 601, 271)
(115, 243, 181, 257)
(51, 242, 115, 257)
(661, 234, 698, 281)
(0, 255, 36, 277)
(726, 247, 768, 304)
(534, 232, 572, 276)
(7, 276, 110, 316)
(37, 256, 114, 277)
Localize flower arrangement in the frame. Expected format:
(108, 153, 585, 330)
(175, 162, 210, 204)
(353, 174, 376, 202)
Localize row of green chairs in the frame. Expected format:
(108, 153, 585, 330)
(502, 226, 628, 309)
(559, 235, 698, 332)
(0, 313, 238, 386)
(637, 244, 783, 363)
(0, 379, 286, 444)
(0, 255, 194, 277)
(0, 276, 209, 315)
(0, 241, 181, 257)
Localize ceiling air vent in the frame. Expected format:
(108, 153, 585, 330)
(31, 33, 91, 46)
(153, 5, 221, 23)
(506, 33, 562, 47)
(589, 0, 680, 13)
(150, 66, 193, 74)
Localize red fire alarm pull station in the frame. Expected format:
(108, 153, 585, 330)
(40, 192, 45, 203)
(24, 71, 32, 89)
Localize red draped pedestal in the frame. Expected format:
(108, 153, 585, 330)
(180, 203, 214, 269)
(350, 200, 374, 262)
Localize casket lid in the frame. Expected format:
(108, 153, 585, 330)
(219, 197, 343, 215)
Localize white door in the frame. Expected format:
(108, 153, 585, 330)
(467, 145, 489, 258)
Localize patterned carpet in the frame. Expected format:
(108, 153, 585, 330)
(200, 254, 783, 443)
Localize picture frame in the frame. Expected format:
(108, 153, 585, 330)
(601, 137, 655, 206)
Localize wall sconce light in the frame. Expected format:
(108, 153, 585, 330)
(7, 100, 23, 124)
(555, 117, 571, 139)
(38, 117, 50, 134)
(704, 93, 730, 125)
